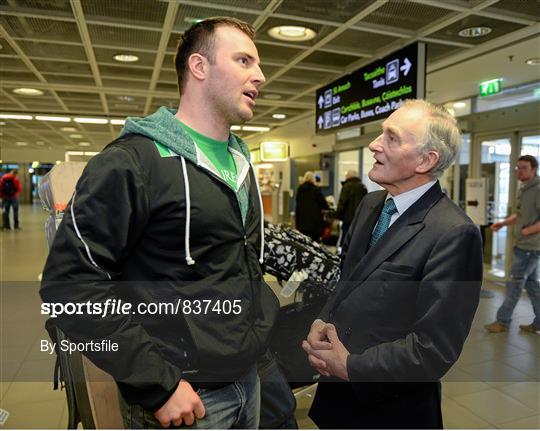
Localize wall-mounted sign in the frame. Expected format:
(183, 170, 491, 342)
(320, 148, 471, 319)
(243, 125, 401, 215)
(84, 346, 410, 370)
(260, 141, 289, 162)
(315, 42, 426, 134)
(479, 78, 502, 97)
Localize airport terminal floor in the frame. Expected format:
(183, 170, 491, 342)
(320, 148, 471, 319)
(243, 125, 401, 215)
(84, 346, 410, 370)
(0, 204, 538, 429)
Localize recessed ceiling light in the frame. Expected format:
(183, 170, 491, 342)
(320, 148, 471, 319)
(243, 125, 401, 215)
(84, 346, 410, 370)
(13, 87, 44, 96)
(0, 114, 32, 120)
(16, 141, 28, 146)
(272, 113, 287, 120)
(113, 53, 139, 63)
(458, 26, 492, 38)
(263, 93, 282, 100)
(453, 102, 467, 108)
(268, 25, 316, 41)
(35, 115, 71, 122)
(79, 142, 91, 147)
(117, 95, 135, 102)
(525, 57, 540, 66)
(61, 126, 78, 132)
(74, 117, 108, 124)
(69, 134, 84, 139)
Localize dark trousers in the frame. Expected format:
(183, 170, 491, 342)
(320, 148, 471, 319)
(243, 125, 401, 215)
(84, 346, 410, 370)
(2, 198, 19, 229)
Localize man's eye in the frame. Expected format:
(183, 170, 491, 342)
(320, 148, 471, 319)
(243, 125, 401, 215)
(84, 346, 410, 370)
(238, 57, 248, 65)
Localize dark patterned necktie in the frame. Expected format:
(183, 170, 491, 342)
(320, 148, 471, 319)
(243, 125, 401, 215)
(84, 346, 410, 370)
(369, 198, 397, 249)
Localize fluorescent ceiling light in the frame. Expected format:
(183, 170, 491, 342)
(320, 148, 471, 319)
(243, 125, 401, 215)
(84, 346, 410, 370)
(242, 126, 270, 132)
(61, 127, 77, 132)
(69, 134, 83, 139)
(74, 117, 108, 124)
(110, 119, 126, 125)
(31, 161, 39, 168)
(458, 26, 491, 38)
(114, 53, 139, 63)
(525, 57, 540, 66)
(66, 151, 84, 156)
(84, 152, 99, 156)
(230, 125, 241, 131)
(117, 95, 135, 102)
(268, 25, 316, 41)
(16, 141, 28, 146)
(79, 142, 91, 147)
(0, 114, 33, 120)
(0, 122, 6, 125)
(13, 87, 44, 96)
(453, 102, 467, 108)
(36, 141, 45, 146)
(272, 113, 287, 119)
(35, 115, 71, 122)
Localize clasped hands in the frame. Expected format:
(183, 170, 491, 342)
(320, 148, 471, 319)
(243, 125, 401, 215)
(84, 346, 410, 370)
(302, 320, 350, 381)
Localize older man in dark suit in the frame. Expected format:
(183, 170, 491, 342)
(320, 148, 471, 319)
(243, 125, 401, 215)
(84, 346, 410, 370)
(303, 99, 483, 429)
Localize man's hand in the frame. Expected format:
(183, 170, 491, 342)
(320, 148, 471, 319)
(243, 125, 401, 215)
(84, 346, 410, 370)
(154, 380, 205, 428)
(304, 324, 350, 381)
(303, 320, 332, 376)
(490, 221, 504, 232)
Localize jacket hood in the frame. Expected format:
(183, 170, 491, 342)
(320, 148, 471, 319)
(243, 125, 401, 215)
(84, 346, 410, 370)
(120, 106, 251, 165)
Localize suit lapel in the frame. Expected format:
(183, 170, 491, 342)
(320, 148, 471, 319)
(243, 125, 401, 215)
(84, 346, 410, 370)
(332, 195, 384, 307)
(331, 182, 445, 310)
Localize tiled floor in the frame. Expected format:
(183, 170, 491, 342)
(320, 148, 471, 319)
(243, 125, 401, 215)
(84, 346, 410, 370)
(1, 205, 539, 429)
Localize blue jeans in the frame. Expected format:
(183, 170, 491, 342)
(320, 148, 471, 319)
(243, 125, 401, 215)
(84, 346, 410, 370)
(2, 198, 19, 228)
(496, 246, 540, 329)
(120, 366, 260, 429)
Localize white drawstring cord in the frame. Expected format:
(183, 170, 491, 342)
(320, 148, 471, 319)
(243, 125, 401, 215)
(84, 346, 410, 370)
(250, 162, 265, 264)
(181, 157, 195, 266)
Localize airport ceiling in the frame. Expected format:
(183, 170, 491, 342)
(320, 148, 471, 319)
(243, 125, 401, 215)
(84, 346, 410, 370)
(1, 0, 539, 152)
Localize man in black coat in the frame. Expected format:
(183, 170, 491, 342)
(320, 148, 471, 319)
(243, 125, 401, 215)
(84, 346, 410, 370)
(295, 171, 329, 242)
(336, 170, 367, 248)
(303, 100, 483, 429)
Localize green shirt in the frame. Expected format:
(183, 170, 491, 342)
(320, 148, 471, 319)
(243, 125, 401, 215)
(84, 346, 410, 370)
(178, 121, 237, 190)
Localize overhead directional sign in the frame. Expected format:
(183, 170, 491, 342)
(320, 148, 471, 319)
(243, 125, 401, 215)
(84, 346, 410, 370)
(315, 42, 426, 134)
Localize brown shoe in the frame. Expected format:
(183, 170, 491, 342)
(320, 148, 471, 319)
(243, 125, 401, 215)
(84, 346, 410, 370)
(519, 324, 539, 334)
(484, 321, 507, 333)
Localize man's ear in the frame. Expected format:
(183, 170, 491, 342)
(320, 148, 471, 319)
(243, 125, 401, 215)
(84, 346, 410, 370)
(416, 150, 440, 175)
(187, 53, 207, 81)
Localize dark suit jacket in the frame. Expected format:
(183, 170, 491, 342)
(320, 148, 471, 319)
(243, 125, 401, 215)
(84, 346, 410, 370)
(309, 182, 483, 429)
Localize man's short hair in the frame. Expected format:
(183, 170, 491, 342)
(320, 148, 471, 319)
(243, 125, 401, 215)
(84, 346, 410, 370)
(174, 17, 255, 94)
(518, 155, 538, 172)
(403, 99, 461, 178)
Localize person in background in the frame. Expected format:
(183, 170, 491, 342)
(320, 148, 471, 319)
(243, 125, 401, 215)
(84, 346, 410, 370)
(41, 17, 279, 429)
(335, 170, 367, 250)
(0, 169, 22, 230)
(303, 99, 483, 429)
(295, 171, 329, 242)
(485, 155, 540, 334)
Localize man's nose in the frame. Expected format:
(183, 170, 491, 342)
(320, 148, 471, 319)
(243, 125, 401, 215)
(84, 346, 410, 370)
(252, 64, 266, 86)
(369, 135, 382, 152)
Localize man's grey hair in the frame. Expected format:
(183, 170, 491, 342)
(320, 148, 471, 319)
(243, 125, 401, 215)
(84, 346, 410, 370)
(303, 171, 315, 184)
(403, 99, 462, 178)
